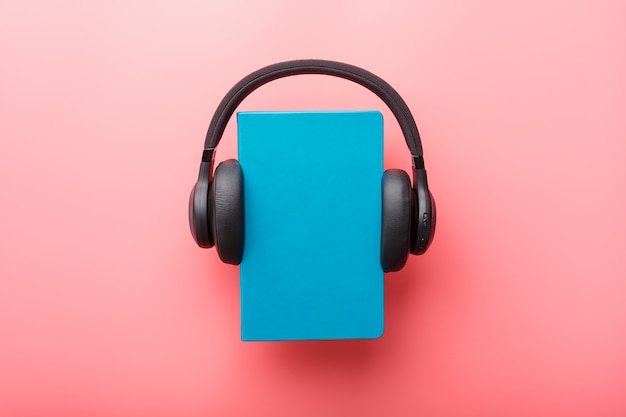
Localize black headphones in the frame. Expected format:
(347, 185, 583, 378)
(189, 59, 436, 272)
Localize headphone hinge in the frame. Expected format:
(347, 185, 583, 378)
(202, 147, 215, 163)
(412, 155, 424, 170)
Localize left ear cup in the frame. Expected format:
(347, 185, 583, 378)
(380, 169, 412, 272)
(211, 159, 245, 265)
(188, 162, 214, 248)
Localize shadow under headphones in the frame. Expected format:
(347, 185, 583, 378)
(189, 59, 436, 272)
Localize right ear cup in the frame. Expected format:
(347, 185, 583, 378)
(410, 169, 436, 255)
(381, 169, 413, 272)
(211, 159, 245, 265)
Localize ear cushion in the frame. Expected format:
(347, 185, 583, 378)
(211, 159, 245, 265)
(381, 169, 412, 272)
(188, 162, 214, 248)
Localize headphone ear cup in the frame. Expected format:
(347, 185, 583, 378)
(381, 169, 412, 272)
(410, 170, 435, 255)
(211, 159, 245, 265)
(189, 164, 214, 248)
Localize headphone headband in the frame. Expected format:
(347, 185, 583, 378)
(204, 59, 425, 167)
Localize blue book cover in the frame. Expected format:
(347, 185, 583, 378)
(238, 111, 384, 341)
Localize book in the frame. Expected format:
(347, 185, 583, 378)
(238, 111, 384, 341)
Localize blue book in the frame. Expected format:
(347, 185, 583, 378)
(238, 111, 384, 341)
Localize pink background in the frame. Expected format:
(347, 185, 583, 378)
(1, 0, 625, 415)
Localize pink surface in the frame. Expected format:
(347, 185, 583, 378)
(1, 0, 625, 415)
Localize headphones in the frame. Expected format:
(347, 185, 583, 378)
(189, 59, 436, 272)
